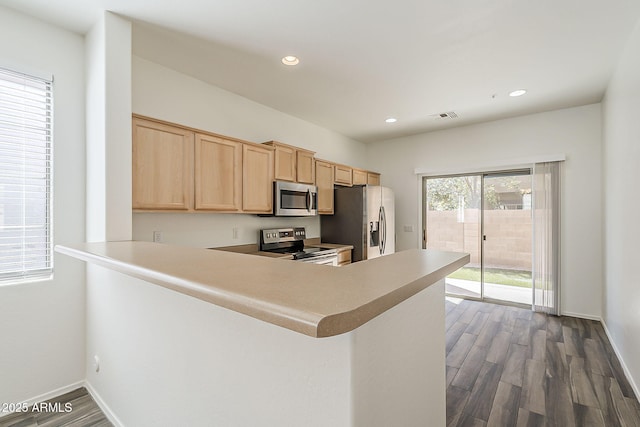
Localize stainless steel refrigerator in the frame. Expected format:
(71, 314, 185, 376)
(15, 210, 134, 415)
(320, 185, 395, 262)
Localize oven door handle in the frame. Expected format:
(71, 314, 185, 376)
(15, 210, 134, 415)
(298, 253, 338, 265)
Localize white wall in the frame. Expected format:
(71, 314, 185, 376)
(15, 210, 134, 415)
(367, 104, 603, 319)
(131, 56, 366, 247)
(85, 15, 106, 242)
(0, 6, 86, 406)
(602, 18, 640, 397)
(133, 213, 320, 248)
(85, 264, 444, 427)
(84, 11, 136, 418)
(87, 265, 352, 427)
(86, 12, 132, 242)
(351, 280, 445, 427)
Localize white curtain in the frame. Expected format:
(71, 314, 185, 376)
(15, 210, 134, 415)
(532, 162, 561, 315)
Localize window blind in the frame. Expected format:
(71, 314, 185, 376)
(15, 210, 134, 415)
(0, 67, 52, 284)
(532, 161, 561, 315)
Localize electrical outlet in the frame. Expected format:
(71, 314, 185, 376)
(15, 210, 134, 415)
(153, 231, 163, 243)
(93, 355, 100, 373)
(232, 227, 239, 239)
(403, 225, 414, 232)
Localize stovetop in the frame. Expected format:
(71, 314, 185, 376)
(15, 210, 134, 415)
(259, 227, 337, 260)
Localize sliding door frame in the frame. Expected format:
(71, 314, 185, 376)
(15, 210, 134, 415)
(423, 168, 532, 306)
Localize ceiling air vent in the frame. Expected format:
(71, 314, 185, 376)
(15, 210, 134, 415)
(438, 111, 458, 119)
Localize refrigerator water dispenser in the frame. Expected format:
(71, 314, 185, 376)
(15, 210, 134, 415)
(370, 221, 379, 247)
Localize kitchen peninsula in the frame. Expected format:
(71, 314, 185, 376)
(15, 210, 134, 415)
(57, 242, 468, 426)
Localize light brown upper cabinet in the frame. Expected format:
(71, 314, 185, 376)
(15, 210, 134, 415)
(132, 115, 376, 215)
(352, 168, 368, 186)
(243, 143, 274, 213)
(367, 172, 381, 186)
(133, 117, 194, 210)
(315, 159, 335, 215)
(265, 141, 296, 182)
(351, 168, 381, 186)
(263, 141, 315, 184)
(296, 149, 316, 184)
(334, 164, 353, 186)
(195, 134, 242, 211)
(133, 115, 276, 214)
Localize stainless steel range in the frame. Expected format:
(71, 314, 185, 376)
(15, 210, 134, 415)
(259, 227, 338, 266)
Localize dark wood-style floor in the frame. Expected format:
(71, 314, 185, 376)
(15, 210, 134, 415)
(0, 388, 111, 427)
(445, 297, 640, 427)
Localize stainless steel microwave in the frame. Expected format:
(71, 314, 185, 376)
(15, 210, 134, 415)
(273, 181, 318, 216)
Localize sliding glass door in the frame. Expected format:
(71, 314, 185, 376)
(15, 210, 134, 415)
(482, 172, 532, 305)
(423, 170, 533, 306)
(424, 175, 482, 299)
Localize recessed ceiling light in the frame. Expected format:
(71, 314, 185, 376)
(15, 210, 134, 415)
(509, 89, 527, 97)
(385, 118, 397, 123)
(281, 55, 300, 66)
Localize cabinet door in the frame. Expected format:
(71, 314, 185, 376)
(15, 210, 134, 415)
(315, 160, 335, 215)
(273, 144, 296, 182)
(352, 169, 367, 185)
(132, 118, 194, 210)
(337, 249, 352, 266)
(243, 144, 274, 213)
(367, 173, 381, 186)
(334, 164, 353, 186)
(195, 134, 242, 211)
(296, 150, 315, 184)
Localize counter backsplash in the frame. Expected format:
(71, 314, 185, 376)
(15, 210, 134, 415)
(132, 212, 320, 248)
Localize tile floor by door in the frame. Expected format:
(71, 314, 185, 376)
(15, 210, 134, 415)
(445, 297, 640, 427)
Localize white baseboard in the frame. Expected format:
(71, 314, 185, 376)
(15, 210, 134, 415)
(600, 318, 640, 400)
(84, 381, 125, 427)
(561, 311, 601, 321)
(0, 380, 84, 418)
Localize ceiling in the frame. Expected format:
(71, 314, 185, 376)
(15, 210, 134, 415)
(2, 0, 640, 142)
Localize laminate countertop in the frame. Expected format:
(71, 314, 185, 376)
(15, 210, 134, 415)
(55, 242, 469, 338)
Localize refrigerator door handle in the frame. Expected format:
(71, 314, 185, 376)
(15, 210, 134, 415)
(380, 206, 387, 255)
(378, 206, 383, 255)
